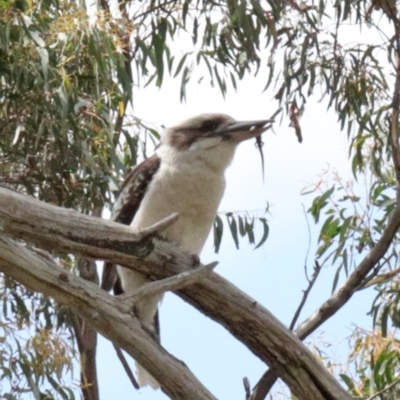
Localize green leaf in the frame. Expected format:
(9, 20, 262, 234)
(174, 53, 188, 78)
(318, 215, 334, 242)
(182, 0, 190, 25)
(245, 219, 255, 245)
(122, 128, 137, 160)
(381, 306, 390, 337)
(37, 47, 49, 83)
(332, 265, 342, 294)
(378, 359, 389, 376)
(28, 377, 41, 400)
(250, 0, 266, 25)
(229, 71, 237, 91)
(214, 65, 226, 97)
(339, 216, 351, 243)
(340, 374, 357, 393)
(180, 66, 191, 102)
(47, 374, 69, 400)
(213, 215, 224, 253)
(238, 216, 245, 236)
(309, 186, 335, 223)
(255, 218, 269, 249)
(153, 33, 164, 87)
(192, 17, 198, 44)
(227, 215, 239, 249)
(64, 387, 76, 400)
(320, 185, 335, 204)
(10, 291, 30, 322)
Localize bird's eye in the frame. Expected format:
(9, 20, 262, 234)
(200, 121, 219, 132)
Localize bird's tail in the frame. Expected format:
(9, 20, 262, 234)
(135, 304, 161, 389)
(136, 363, 160, 389)
(117, 269, 163, 390)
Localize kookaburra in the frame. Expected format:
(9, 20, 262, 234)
(101, 113, 271, 389)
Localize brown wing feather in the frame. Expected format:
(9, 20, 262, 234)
(101, 154, 161, 292)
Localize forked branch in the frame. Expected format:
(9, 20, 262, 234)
(0, 187, 353, 400)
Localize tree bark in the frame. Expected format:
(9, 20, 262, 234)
(0, 187, 354, 400)
(72, 257, 100, 400)
(0, 234, 217, 400)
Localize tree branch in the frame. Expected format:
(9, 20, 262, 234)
(137, 212, 180, 238)
(113, 344, 140, 390)
(358, 265, 400, 289)
(289, 261, 322, 331)
(0, 234, 216, 400)
(390, 15, 400, 197)
(247, 9, 400, 400)
(366, 375, 400, 400)
(121, 261, 218, 306)
(248, 261, 323, 400)
(247, 371, 279, 400)
(295, 205, 400, 340)
(73, 257, 100, 400)
(0, 187, 353, 400)
(249, 202, 400, 400)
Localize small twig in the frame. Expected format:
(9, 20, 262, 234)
(249, 261, 322, 400)
(74, 254, 100, 400)
(132, 0, 177, 21)
(121, 262, 218, 306)
(113, 344, 140, 390)
(137, 212, 180, 238)
(290, 261, 322, 330)
(389, 12, 400, 197)
(243, 377, 251, 399)
(247, 371, 278, 400)
(69, 311, 85, 354)
(302, 204, 312, 281)
(289, 101, 304, 143)
(366, 376, 400, 400)
(287, 0, 313, 13)
(361, 253, 396, 289)
(358, 265, 400, 290)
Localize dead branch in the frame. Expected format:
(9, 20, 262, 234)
(0, 187, 353, 400)
(0, 234, 216, 400)
(121, 261, 218, 306)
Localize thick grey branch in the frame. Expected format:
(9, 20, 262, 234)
(0, 187, 353, 400)
(0, 234, 216, 400)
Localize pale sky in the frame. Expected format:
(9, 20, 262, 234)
(96, 67, 377, 399)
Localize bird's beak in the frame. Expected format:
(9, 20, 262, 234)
(216, 120, 273, 142)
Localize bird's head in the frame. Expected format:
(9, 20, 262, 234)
(159, 113, 271, 172)
(162, 113, 271, 151)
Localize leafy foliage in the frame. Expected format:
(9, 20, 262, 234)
(302, 170, 400, 294)
(0, 280, 75, 400)
(3, 0, 400, 398)
(1, 0, 275, 396)
(213, 208, 269, 253)
(341, 329, 400, 399)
